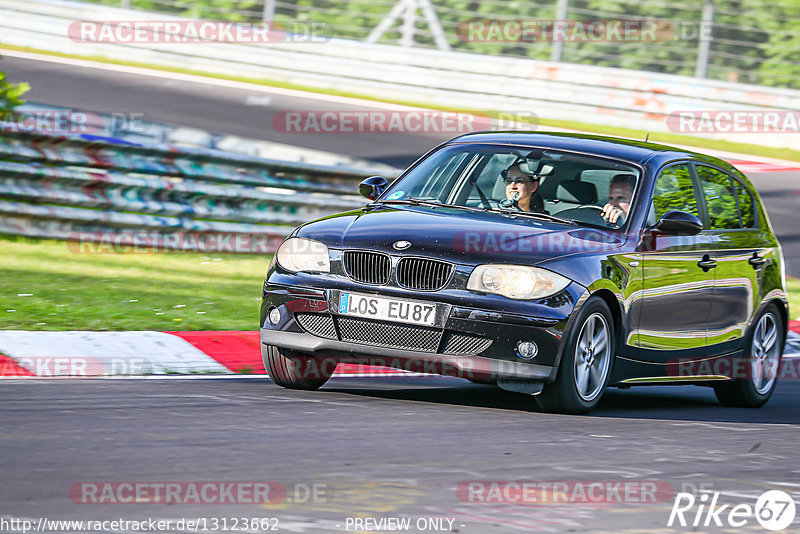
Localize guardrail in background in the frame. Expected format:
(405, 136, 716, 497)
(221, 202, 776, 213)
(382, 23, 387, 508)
(0, 131, 380, 252)
(2, 0, 800, 151)
(13, 101, 402, 169)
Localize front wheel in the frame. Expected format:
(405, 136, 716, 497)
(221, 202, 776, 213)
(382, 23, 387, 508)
(713, 304, 783, 407)
(262, 345, 334, 390)
(536, 297, 615, 414)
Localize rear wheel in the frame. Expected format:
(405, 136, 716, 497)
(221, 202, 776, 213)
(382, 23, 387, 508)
(714, 304, 783, 407)
(536, 297, 615, 414)
(262, 345, 333, 390)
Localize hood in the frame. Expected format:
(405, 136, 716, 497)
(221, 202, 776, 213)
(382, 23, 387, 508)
(296, 205, 626, 266)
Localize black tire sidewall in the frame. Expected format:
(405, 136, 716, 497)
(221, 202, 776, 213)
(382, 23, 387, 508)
(538, 296, 616, 413)
(262, 345, 334, 390)
(714, 304, 784, 407)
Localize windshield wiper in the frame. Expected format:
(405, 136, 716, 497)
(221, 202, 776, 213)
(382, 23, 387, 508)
(487, 208, 578, 226)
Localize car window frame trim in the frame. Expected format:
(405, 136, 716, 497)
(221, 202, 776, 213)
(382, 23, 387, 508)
(380, 141, 647, 233)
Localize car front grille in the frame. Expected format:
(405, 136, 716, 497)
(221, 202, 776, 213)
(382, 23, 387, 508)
(294, 313, 491, 356)
(343, 251, 391, 285)
(295, 313, 337, 339)
(396, 258, 453, 291)
(337, 317, 442, 352)
(442, 333, 493, 355)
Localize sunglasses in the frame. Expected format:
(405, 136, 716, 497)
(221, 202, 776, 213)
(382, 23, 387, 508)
(503, 177, 536, 185)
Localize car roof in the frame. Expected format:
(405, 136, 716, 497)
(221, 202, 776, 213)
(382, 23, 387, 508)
(447, 131, 737, 171)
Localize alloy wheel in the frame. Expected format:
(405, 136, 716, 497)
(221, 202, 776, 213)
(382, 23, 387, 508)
(574, 312, 612, 401)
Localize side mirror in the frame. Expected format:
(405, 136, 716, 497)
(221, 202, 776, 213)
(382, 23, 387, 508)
(652, 210, 703, 236)
(358, 176, 389, 200)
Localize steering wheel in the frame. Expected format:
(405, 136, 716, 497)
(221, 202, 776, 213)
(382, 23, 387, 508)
(558, 205, 623, 229)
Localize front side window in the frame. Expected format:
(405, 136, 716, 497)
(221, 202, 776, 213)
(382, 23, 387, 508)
(380, 144, 642, 230)
(652, 164, 700, 222)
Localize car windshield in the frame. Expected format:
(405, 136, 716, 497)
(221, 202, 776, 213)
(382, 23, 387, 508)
(378, 143, 642, 230)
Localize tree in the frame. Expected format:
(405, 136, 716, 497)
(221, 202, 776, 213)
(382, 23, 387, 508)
(0, 67, 29, 112)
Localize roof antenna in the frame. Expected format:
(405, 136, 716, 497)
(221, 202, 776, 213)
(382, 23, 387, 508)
(645, 133, 650, 142)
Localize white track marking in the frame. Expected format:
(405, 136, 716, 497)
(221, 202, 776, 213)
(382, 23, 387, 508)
(0, 330, 229, 375)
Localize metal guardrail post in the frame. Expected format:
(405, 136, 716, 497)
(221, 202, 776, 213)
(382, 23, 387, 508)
(263, 0, 276, 23)
(368, 0, 450, 51)
(550, 0, 569, 63)
(695, 0, 715, 79)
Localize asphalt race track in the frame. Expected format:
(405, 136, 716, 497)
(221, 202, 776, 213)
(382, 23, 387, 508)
(2, 54, 800, 532)
(2, 376, 800, 532)
(3, 54, 799, 276)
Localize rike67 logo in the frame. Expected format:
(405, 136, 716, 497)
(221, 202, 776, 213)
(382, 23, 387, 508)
(668, 490, 796, 531)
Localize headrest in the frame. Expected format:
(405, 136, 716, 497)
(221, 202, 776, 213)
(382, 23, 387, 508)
(556, 180, 598, 204)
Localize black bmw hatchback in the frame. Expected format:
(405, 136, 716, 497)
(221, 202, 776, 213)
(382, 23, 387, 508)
(260, 132, 789, 413)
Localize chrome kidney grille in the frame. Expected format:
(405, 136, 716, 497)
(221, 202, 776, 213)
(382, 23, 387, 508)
(396, 258, 453, 291)
(342, 251, 454, 291)
(343, 251, 391, 284)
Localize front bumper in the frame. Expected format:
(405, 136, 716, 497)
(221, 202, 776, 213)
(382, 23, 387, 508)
(260, 284, 579, 382)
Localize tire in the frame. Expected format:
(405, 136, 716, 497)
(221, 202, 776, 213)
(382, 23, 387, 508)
(713, 304, 783, 408)
(536, 297, 615, 414)
(262, 345, 334, 390)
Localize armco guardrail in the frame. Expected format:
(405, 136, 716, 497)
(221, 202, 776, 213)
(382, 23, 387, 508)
(1, 0, 800, 151)
(0, 131, 382, 252)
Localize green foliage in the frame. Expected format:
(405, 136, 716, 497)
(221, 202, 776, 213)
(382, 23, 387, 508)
(653, 164, 699, 220)
(788, 277, 800, 320)
(76, 0, 800, 89)
(697, 166, 740, 229)
(0, 67, 29, 112)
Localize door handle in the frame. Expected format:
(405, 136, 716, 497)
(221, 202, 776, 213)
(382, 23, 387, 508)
(748, 253, 767, 269)
(697, 255, 717, 272)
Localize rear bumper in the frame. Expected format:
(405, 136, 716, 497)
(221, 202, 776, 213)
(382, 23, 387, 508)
(259, 284, 577, 382)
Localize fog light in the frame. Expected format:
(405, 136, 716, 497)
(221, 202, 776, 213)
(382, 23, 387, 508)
(517, 341, 538, 360)
(268, 307, 281, 325)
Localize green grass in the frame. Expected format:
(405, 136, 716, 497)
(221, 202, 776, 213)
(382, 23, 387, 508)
(0, 236, 269, 331)
(2, 43, 800, 163)
(787, 276, 800, 321)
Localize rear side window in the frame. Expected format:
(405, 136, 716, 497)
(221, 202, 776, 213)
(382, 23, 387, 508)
(652, 164, 699, 221)
(696, 165, 740, 229)
(580, 169, 619, 206)
(732, 179, 757, 228)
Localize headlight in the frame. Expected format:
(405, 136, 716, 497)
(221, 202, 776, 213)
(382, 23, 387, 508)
(467, 264, 570, 300)
(276, 238, 330, 273)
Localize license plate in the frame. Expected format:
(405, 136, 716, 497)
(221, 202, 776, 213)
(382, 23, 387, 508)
(338, 292, 437, 327)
